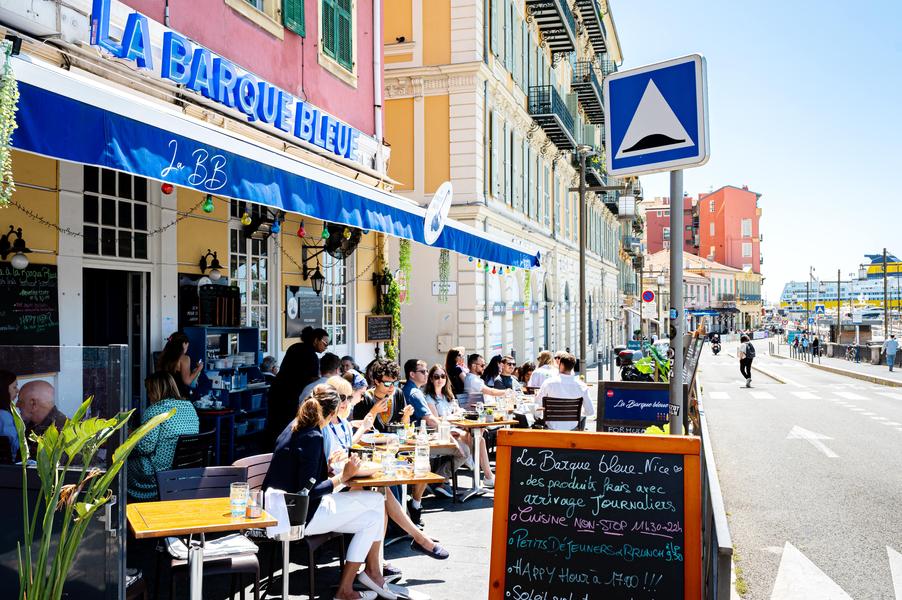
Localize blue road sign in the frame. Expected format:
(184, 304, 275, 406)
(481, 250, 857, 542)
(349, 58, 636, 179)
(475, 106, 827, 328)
(815, 304, 826, 315)
(642, 290, 655, 303)
(808, 317, 816, 324)
(604, 54, 709, 176)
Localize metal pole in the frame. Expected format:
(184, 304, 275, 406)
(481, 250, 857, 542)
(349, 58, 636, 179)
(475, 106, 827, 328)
(884, 247, 889, 339)
(806, 280, 810, 333)
(638, 265, 644, 339)
(837, 269, 841, 343)
(669, 170, 684, 435)
(579, 152, 588, 370)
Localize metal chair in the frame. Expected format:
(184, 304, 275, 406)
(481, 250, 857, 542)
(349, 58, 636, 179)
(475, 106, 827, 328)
(171, 430, 215, 469)
(540, 396, 585, 431)
(153, 466, 261, 600)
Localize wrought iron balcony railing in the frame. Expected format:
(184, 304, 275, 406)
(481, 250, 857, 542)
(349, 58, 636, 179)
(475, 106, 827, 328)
(525, 0, 577, 55)
(528, 85, 576, 150)
(571, 61, 604, 124)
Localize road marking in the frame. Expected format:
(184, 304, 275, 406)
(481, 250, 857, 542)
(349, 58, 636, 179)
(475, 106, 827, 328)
(862, 411, 877, 416)
(835, 391, 867, 400)
(871, 416, 888, 420)
(790, 391, 819, 400)
(770, 542, 852, 599)
(888, 546, 902, 600)
(750, 391, 776, 400)
(786, 426, 839, 458)
(849, 407, 866, 412)
(884, 421, 902, 426)
(877, 392, 902, 400)
(709, 391, 730, 400)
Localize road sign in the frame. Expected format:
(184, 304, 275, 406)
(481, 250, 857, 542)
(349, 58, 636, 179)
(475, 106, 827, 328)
(604, 54, 709, 177)
(670, 308, 678, 320)
(808, 317, 815, 324)
(642, 290, 655, 303)
(815, 304, 825, 315)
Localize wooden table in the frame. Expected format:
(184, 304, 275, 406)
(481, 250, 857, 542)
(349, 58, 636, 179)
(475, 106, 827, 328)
(351, 469, 445, 488)
(351, 440, 458, 454)
(449, 418, 519, 502)
(127, 498, 277, 600)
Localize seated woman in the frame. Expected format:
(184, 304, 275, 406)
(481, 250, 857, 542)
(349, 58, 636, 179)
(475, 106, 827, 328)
(424, 364, 494, 487)
(0, 370, 20, 461)
(127, 372, 199, 501)
(517, 361, 536, 393)
(323, 377, 449, 560)
(263, 388, 392, 600)
(157, 332, 203, 401)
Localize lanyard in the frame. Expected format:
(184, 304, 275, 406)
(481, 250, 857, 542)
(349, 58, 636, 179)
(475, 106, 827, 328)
(329, 420, 351, 449)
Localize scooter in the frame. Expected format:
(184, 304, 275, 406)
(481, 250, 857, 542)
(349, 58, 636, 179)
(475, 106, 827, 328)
(712, 342, 721, 355)
(618, 349, 653, 382)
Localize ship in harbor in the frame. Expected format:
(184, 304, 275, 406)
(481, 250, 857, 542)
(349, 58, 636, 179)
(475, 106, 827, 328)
(779, 253, 902, 312)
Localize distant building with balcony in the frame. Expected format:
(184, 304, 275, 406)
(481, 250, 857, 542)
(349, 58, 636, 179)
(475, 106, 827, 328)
(696, 185, 762, 274)
(383, 0, 638, 364)
(641, 195, 696, 254)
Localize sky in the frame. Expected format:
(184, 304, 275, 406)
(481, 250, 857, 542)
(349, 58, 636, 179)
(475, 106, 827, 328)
(612, 0, 902, 302)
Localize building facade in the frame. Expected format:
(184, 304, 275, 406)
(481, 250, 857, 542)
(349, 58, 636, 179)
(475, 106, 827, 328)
(382, 0, 639, 366)
(642, 195, 695, 254)
(696, 185, 762, 274)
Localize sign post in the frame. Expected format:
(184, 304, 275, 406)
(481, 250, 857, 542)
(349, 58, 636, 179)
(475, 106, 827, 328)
(605, 54, 709, 435)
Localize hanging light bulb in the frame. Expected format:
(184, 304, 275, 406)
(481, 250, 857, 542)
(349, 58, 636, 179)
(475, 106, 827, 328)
(271, 218, 281, 234)
(240, 211, 252, 226)
(161, 182, 174, 195)
(499, 266, 505, 275)
(510, 266, 516, 272)
(484, 263, 490, 272)
(202, 194, 214, 213)
(468, 256, 474, 263)
(321, 227, 331, 240)
(491, 266, 497, 274)
(476, 260, 482, 269)
(297, 221, 306, 238)
(343, 227, 352, 240)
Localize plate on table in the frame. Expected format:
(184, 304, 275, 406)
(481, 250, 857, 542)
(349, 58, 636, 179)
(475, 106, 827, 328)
(357, 461, 380, 477)
(360, 432, 398, 445)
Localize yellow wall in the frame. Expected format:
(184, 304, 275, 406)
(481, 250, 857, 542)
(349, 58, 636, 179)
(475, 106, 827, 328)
(383, 0, 412, 45)
(10, 151, 58, 265)
(385, 53, 413, 64)
(424, 95, 450, 194)
(278, 217, 324, 351)
(423, 0, 451, 65)
(355, 232, 379, 335)
(176, 190, 229, 275)
(385, 98, 414, 190)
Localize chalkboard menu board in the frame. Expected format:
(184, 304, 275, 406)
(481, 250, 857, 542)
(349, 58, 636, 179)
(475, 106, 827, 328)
(365, 315, 393, 342)
(0, 264, 59, 346)
(597, 381, 693, 434)
(681, 335, 705, 386)
(198, 284, 240, 327)
(490, 430, 701, 599)
(285, 286, 323, 337)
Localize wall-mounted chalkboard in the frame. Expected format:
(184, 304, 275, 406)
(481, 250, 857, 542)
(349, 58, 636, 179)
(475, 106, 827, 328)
(0, 264, 59, 346)
(178, 273, 230, 330)
(365, 315, 393, 343)
(198, 284, 240, 327)
(285, 286, 323, 338)
(490, 430, 701, 599)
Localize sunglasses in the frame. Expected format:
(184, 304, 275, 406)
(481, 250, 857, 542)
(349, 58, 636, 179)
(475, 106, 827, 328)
(415, 369, 427, 374)
(338, 394, 349, 403)
(503, 362, 516, 366)
(432, 374, 447, 380)
(379, 380, 398, 387)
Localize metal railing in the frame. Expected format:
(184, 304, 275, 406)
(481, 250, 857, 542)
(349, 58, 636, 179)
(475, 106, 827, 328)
(572, 60, 603, 102)
(598, 57, 617, 77)
(528, 85, 575, 134)
(699, 388, 733, 599)
(717, 293, 736, 302)
(556, 0, 578, 40)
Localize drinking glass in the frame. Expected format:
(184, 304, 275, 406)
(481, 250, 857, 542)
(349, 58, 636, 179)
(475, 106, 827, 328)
(230, 482, 249, 519)
(246, 490, 263, 519)
(382, 456, 398, 478)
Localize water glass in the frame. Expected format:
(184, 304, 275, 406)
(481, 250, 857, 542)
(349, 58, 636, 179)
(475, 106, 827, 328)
(382, 456, 398, 478)
(230, 482, 249, 519)
(246, 490, 263, 519)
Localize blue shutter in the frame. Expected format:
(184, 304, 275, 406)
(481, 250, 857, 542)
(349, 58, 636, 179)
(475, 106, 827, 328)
(491, 0, 500, 55)
(283, 0, 305, 37)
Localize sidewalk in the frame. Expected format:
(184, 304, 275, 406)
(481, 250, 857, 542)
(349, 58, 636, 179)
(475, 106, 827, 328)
(770, 344, 902, 387)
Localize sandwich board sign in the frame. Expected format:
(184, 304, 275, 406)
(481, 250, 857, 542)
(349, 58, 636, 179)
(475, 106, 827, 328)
(605, 54, 709, 176)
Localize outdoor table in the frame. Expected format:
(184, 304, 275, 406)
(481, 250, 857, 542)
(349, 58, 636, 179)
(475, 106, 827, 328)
(448, 418, 518, 502)
(127, 497, 277, 600)
(351, 439, 458, 455)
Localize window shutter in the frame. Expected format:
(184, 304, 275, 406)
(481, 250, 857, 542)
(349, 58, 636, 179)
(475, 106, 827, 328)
(503, 121, 510, 203)
(491, 0, 500, 56)
(335, 0, 353, 70)
(511, 134, 520, 210)
(505, 1, 513, 72)
(322, 0, 336, 57)
(525, 146, 532, 218)
(493, 114, 502, 198)
(283, 0, 305, 37)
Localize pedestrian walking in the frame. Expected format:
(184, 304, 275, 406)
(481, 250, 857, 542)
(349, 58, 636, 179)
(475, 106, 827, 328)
(882, 334, 899, 372)
(738, 334, 755, 388)
(811, 335, 820, 358)
(801, 335, 810, 357)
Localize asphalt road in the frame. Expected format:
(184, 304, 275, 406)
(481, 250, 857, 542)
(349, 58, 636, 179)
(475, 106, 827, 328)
(700, 349, 902, 599)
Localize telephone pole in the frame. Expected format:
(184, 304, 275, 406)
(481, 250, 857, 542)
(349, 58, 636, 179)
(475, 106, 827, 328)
(884, 248, 889, 339)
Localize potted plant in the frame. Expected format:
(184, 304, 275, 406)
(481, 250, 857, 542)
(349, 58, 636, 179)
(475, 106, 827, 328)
(14, 397, 173, 600)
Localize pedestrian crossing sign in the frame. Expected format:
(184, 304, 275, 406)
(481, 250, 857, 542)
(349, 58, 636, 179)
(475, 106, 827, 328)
(604, 54, 709, 176)
(815, 305, 825, 315)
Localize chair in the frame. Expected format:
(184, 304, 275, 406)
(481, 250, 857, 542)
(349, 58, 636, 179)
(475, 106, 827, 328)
(0, 436, 13, 465)
(232, 453, 345, 599)
(171, 430, 215, 469)
(153, 466, 261, 600)
(540, 397, 585, 431)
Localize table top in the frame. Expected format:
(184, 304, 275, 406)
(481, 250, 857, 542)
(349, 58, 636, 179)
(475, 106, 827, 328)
(352, 440, 458, 453)
(449, 418, 519, 429)
(127, 497, 277, 540)
(351, 469, 445, 488)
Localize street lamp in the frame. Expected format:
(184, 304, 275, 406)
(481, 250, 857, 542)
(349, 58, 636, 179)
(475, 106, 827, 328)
(576, 144, 597, 369)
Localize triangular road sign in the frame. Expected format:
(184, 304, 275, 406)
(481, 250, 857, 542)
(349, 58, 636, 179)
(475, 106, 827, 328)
(615, 80, 694, 159)
(770, 542, 851, 599)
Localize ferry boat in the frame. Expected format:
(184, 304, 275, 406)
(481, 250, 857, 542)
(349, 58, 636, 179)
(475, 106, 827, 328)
(780, 253, 902, 310)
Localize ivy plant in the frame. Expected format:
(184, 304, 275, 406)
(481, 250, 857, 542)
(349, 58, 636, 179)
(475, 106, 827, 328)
(398, 239, 412, 304)
(380, 268, 403, 359)
(438, 249, 450, 304)
(0, 41, 20, 207)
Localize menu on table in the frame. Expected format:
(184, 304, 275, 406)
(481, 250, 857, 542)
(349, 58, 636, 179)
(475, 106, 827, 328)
(490, 430, 700, 599)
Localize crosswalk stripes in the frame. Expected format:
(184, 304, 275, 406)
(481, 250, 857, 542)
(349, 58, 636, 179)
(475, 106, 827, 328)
(750, 391, 776, 400)
(877, 392, 902, 400)
(790, 391, 820, 400)
(708, 391, 730, 400)
(835, 391, 867, 400)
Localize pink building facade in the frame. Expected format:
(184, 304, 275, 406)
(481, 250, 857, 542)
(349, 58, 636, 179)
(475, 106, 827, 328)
(643, 196, 695, 255)
(696, 186, 762, 274)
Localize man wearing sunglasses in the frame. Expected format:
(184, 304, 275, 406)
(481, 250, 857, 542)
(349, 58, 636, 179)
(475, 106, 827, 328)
(352, 359, 411, 432)
(490, 355, 522, 392)
(402, 359, 439, 428)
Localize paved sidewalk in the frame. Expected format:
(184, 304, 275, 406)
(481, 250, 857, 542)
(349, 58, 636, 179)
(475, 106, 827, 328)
(770, 344, 902, 386)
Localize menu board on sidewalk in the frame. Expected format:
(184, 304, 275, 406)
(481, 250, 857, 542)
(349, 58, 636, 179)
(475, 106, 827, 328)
(682, 334, 705, 386)
(597, 382, 689, 433)
(489, 430, 701, 600)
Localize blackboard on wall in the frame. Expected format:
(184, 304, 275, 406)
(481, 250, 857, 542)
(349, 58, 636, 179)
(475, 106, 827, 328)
(489, 430, 701, 599)
(365, 315, 393, 343)
(178, 274, 231, 330)
(285, 286, 323, 338)
(0, 264, 59, 346)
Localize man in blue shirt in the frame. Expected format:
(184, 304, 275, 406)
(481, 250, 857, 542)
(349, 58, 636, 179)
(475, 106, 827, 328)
(403, 359, 438, 427)
(883, 335, 899, 372)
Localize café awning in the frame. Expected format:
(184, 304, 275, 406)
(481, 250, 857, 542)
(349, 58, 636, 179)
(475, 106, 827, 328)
(11, 56, 540, 269)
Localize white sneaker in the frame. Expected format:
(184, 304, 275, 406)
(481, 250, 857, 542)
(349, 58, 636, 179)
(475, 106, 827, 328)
(482, 477, 495, 489)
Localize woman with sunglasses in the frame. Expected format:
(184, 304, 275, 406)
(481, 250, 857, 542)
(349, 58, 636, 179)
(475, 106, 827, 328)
(424, 364, 494, 488)
(323, 377, 450, 562)
(351, 359, 412, 432)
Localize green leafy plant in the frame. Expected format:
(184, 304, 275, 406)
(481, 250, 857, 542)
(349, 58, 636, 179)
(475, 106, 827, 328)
(0, 41, 20, 207)
(398, 239, 412, 304)
(380, 268, 403, 360)
(523, 270, 531, 306)
(437, 249, 450, 304)
(14, 397, 173, 600)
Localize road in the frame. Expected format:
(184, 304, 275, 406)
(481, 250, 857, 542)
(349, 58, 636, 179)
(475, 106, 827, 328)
(700, 349, 902, 599)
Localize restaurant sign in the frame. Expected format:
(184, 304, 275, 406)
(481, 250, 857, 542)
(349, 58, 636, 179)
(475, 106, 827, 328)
(90, 0, 361, 162)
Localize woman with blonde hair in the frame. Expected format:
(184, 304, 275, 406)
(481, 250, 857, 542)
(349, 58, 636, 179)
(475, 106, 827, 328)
(527, 350, 557, 389)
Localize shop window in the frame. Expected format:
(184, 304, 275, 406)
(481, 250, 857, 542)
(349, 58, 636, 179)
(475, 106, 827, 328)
(322, 0, 353, 70)
(322, 257, 348, 348)
(83, 166, 148, 260)
(230, 201, 271, 353)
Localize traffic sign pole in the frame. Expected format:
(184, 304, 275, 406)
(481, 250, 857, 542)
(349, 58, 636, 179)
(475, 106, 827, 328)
(669, 169, 684, 435)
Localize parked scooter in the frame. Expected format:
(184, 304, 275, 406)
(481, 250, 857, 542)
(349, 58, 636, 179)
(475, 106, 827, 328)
(712, 341, 721, 355)
(618, 349, 652, 382)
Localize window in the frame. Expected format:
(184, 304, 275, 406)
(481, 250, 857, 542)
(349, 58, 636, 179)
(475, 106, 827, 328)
(245, 0, 263, 8)
(709, 200, 715, 212)
(282, 0, 305, 36)
(83, 166, 149, 259)
(322, 257, 348, 348)
(322, 0, 353, 71)
(741, 218, 752, 237)
(225, 0, 284, 38)
(709, 223, 715, 236)
(663, 227, 670, 240)
(657, 211, 663, 217)
(742, 242, 752, 257)
(230, 201, 272, 352)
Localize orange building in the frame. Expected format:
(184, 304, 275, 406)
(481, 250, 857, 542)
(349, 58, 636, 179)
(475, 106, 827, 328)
(696, 186, 762, 274)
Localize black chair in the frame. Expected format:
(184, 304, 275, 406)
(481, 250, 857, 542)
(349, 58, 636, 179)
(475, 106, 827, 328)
(540, 397, 585, 431)
(153, 466, 261, 600)
(0, 436, 13, 465)
(171, 430, 215, 469)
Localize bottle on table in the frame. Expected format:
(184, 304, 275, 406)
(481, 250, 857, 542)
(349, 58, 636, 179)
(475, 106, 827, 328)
(438, 415, 451, 443)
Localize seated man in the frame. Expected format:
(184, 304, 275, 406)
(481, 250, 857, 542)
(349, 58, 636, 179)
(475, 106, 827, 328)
(491, 356, 521, 392)
(534, 353, 594, 431)
(462, 354, 506, 410)
(17, 380, 67, 437)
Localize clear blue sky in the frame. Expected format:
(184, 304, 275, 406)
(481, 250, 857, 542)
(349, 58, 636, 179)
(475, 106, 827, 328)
(612, 0, 902, 302)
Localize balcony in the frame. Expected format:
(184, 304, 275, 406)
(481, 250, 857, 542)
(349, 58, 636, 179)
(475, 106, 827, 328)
(717, 294, 736, 303)
(571, 61, 604, 124)
(599, 57, 618, 77)
(528, 86, 576, 150)
(622, 235, 641, 256)
(585, 154, 605, 187)
(574, 0, 608, 55)
(623, 283, 638, 297)
(525, 0, 577, 55)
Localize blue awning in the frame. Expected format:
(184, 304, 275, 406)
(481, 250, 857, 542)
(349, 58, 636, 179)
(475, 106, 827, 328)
(11, 56, 539, 268)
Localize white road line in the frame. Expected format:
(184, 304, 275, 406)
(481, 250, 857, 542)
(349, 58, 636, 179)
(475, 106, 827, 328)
(862, 412, 877, 416)
(884, 421, 902, 426)
(872, 416, 888, 420)
(709, 391, 730, 400)
(887, 546, 902, 600)
(835, 391, 867, 400)
(770, 542, 851, 599)
(877, 392, 902, 400)
(786, 426, 839, 459)
(790, 391, 820, 400)
(750, 391, 776, 400)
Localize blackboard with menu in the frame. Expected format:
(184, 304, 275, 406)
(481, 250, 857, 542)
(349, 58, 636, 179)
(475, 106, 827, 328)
(490, 430, 701, 599)
(0, 264, 59, 346)
(365, 314, 393, 343)
(285, 285, 323, 337)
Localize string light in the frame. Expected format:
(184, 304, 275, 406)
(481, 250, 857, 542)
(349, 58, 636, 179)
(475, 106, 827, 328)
(321, 227, 330, 240)
(342, 227, 352, 240)
(240, 211, 252, 226)
(491, 266, 497, 274)
(202, 194, 215, 213)
(271, 218, 281, 234)
(468, 256, 474, 262)
(476, 260, 482, 269)
(161, 182, 174, 195)
(297, 220, 306, 238)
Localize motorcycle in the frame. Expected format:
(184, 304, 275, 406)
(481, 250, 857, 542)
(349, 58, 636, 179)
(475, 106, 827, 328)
(712, 342, 721, 355)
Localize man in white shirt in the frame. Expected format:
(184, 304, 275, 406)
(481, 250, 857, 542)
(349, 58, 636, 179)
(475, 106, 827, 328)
(534, 352, 595, 430)
(462, 353, 506, 409)
(527, 350, 559, 389)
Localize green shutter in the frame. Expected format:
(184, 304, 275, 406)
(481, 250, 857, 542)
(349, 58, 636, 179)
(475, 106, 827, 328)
(283, 0, 305, 37)
(322, 0, 336, 57)
(335, 0, 353, 70)
(491, 0, 500, 56)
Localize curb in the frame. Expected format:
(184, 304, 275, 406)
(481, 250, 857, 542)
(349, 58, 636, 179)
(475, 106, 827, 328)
(772, 351, 902, 388)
